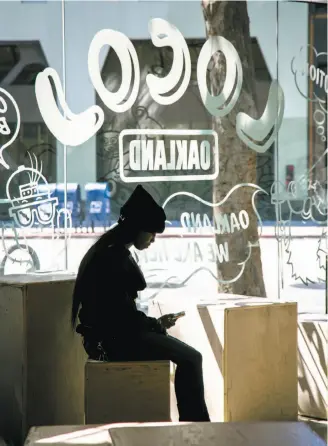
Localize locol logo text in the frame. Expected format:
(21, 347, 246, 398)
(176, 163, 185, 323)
(29, 18, 284, 168)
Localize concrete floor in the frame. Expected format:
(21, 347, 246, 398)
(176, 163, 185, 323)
(299, 416, 328, 443)
(170, 371, 328, 440)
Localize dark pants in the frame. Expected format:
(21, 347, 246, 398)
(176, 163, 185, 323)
(84, 331, 210, 422)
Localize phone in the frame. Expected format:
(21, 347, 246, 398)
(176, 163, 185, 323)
(172, 311, 186, 321)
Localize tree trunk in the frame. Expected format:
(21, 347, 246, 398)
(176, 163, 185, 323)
(202, 0, 267, 296)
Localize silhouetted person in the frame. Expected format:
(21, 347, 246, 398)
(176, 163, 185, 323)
(71, 185, 210, 422)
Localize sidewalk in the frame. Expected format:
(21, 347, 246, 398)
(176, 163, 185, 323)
(260, 225, 326, 238)
(1, 224, 326, 239)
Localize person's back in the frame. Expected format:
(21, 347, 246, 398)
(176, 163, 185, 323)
(73, 228, 148, 340)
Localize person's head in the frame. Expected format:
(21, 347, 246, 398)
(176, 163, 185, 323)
(133, 231, 156, 250)
(106, 185, 166, 251)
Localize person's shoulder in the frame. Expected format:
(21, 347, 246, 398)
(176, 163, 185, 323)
(77, 243, 129, 275)
(105, 244, 130, 260)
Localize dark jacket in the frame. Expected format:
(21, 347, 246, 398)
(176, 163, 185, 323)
(73, 243, 163, 342)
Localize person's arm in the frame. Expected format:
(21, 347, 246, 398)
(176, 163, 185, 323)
(114, 289, 166, 334)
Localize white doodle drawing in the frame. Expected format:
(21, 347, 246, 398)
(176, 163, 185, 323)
(291, 45, 328, 110)
(0, 87, 21, 170)
(0, 224, 40, 274)
(313, 101, 327, 144)
(6, 157, 59, 229)
(292, 45, 327, 146)
(162, 183, 267, 284)
(2, 153, 73, 273)
(286, 224, 326, 285)
(270, 151, 327, 285)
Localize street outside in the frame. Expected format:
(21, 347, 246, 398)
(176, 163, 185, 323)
(1, 227, 326, 315)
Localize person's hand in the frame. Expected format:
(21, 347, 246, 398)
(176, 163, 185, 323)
(158, 313, 177, 330)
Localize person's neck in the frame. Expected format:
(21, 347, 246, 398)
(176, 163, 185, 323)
(108, 223, 134, 250)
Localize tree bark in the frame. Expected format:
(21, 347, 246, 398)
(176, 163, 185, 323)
(202, 0, 266, 296)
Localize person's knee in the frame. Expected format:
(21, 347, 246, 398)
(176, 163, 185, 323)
(182, 347, 202, 368)
(191, 349, 203, 365)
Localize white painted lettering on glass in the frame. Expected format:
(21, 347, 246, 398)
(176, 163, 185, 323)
(146, 18, 191, 105)
(0, 88, 21, 170)
(180, 210, 250, 235)
(129, 139, 211, 171)
(162, 183, 267, 284)
(35, 20, 284, 155)
(88, 28, 140, 113)
(197, 36, 243, 117)
(119, 128, 219, 182)
(236, 80, 285, 153)
(135, 239, 230, 265)
(35, 68, 104, 147)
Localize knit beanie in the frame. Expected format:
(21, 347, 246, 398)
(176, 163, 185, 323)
(118, 185, 166, 234)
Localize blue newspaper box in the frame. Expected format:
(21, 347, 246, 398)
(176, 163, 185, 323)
(32, 183, 58, 228)
(56, 183, 81, 227)
(84, 182, 110, 228)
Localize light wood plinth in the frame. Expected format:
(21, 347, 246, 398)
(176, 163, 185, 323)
(149, 296, 297, 421)
(85, 360, 171, 424)
(0, 274, 87, 446)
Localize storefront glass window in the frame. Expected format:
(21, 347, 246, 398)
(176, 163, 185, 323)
(0, 1, 63, 274)
(0, 0, 327, 314)
(277, 1, 327, 310)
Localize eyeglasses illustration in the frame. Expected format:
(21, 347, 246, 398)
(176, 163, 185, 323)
(8, 181, 58, 228)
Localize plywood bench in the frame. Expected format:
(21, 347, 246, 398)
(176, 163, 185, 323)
(85, 360, 171, 424)
(24, 421, 326, 446)
(198, 301, 298, 421)
(107, 421, 325, 446)
(149, 296, 298, 421)
(0, 274, 87, 446)
(298, 314, 328, 420)
(148, 294, 252, 420)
